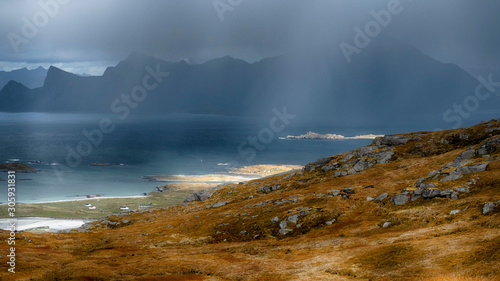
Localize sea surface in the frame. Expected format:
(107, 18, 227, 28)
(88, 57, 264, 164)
(0, 112, 394, 203)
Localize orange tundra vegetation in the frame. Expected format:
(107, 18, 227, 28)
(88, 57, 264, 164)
(1, 120, 500, 280)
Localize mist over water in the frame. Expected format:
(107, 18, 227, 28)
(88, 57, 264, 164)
(0, 112, 382, 203)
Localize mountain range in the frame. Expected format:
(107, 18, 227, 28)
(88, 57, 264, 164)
(1, 39, 495, 129)
(0, 66, 47, 90)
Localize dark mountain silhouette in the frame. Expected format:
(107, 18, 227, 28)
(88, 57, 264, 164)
(0, 66, 47, 89)
(0, 40, 488, 128)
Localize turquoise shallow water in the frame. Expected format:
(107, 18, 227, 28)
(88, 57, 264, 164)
(0, 113, 380, 203)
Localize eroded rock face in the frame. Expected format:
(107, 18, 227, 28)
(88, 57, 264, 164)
(184, 186, 221, 202)
(374, 135, 417, 146)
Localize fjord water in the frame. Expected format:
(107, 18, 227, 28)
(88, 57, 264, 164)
(0, 113, 380, 203)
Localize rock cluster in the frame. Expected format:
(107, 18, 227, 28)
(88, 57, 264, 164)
(258, 184, 282, 193)
(303, 135, 415, 177)
(271, 207, 319, 235)
(431, 137, 500, 182)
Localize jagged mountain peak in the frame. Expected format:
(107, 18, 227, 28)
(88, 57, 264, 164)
(43, 66, 78, 87)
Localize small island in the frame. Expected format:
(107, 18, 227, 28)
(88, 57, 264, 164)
(0, 162, 37, 172)
(284, 131, 384, 140)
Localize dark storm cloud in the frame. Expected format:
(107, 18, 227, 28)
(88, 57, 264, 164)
(0, 0, 499, 72)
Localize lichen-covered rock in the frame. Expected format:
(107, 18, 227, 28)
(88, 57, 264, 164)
(371, 149, 395, 164)
(455, 186, 470, 193)
(455, 149, 475, 162)
(353, 159, 371, 172)
(206, 201, 230, 209)
(482, 202, 496, 214)
(417, 183, 437, 189)
(258, 184, 282, 193)
(439, 189, 454, 197)
(440, 171, 463, 181)
(279, 228, 293, 235)
(375, 135, 415, 146)
(287, 215, 299, 224)
(279, 221, 288, 229)
(321, 163, 340, 172)
(304, 156, 335, 171)
(457, 163, 489, 174)
(391, 194, 409, 205)
(335, 171, 347, 177)
(422, 189, 441, 199)
(358, 145, 379, 155)
(374, 193, 388, 202)
(427, 170, 439, 178)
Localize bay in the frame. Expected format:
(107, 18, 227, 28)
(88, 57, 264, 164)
(0, 112, 382, 203)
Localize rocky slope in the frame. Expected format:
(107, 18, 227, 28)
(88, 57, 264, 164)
(1, 120, 499, 280)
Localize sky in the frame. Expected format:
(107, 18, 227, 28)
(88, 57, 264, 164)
(0, 0, 499, 75)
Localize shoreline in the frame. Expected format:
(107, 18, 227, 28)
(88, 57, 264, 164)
(19, 195, 149, 205)
(0, 164, 303, 220)
(0, 217, 91, 233)
(144, 164, 304, 183)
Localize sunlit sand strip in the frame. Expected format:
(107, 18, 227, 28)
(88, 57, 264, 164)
(145, 164, 304, 183)
(0, 217, 89, 232)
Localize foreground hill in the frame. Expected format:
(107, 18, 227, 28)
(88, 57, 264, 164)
(1, 120, 500, 280)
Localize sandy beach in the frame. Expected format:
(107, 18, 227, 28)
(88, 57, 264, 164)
(0, 217, 89, 233)
(0, 164, 303, 225)
(145, 164, 303, 183)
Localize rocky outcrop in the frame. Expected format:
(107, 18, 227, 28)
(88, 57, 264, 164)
(373, 135, 419, 146)
(303, 143, 395, 178)
(456, 163, 489, 174)
(258, 184, 282, 193)
(184, 186, 222, 202)
(418, 137, 498, 183)
(206, 201, 230, 209)
(304, 156, 335, 172)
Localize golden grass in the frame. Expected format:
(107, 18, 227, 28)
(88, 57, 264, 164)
(1, 121, 500, 280)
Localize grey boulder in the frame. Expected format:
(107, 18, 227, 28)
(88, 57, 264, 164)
(457, 163, 489, 174)
(374, 193, 388, 202)
(482, 202, 496, 214)
(391, 194, 409, 205)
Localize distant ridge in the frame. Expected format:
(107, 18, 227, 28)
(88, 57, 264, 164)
(0, 39, 494, 129)
(0, 66, 47, 90)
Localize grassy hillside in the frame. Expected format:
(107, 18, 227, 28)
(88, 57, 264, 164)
(1, 120, 499, 280)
